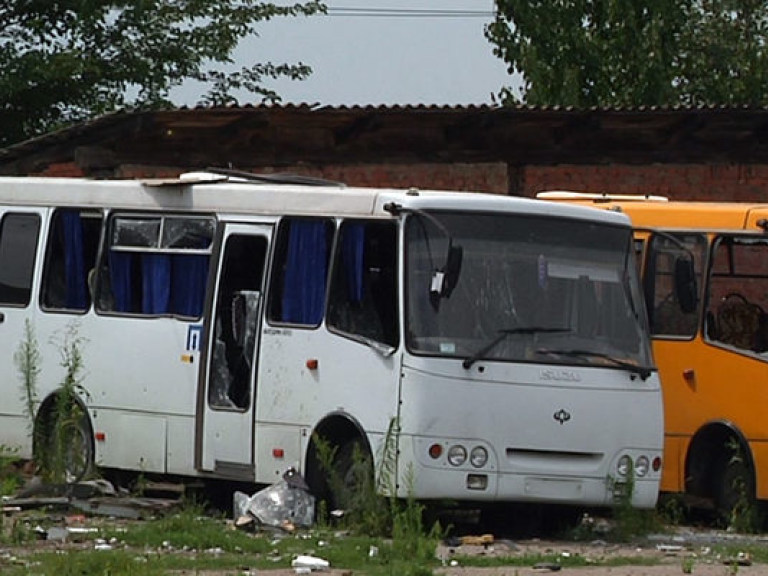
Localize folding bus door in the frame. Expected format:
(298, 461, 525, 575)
(0, 209, 45, 453)
(197, 223, 271, 480)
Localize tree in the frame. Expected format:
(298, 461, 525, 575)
(0, 1, 325, 146)
(486, 0, 768, 108)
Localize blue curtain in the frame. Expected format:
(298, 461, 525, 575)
(342, 223, 365, 303)
(61, 211, 87, 309)
(109, 251, 133, 312)
(282, 221, 327, 324)
(142, 254, 171, 314)
(171, 254, 208, 317)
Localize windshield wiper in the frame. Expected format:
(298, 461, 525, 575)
(462, 327, 570, 369)
(535, 348, 653, 381)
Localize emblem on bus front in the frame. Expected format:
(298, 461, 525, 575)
(540, 368, 581, 382)
(553, 409, 571, 425)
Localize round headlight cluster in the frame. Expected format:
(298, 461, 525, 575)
(447, 445, 467, 466)
(617, 454, 656, 477)
(470, 446, 488, 468)
(429, 443, 489, 469)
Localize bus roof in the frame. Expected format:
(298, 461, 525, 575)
(0, 174, 632, 227)
(537, 191, 768, 232)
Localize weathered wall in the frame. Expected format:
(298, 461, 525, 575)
(36, 159, 768, 202)
(522, 163, 768, 201)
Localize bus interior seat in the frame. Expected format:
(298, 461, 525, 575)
(715, 293, 764, 350)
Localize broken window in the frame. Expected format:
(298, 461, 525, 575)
(97, 214, 214, 317)
(209, 234, 267, 409)
(705, 236, 768, 353)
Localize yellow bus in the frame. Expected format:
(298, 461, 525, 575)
(538, 192, 768, 520)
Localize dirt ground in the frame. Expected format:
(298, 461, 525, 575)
(5, 476, 768, 576)
(202, 530, 768, 576)
(433, 533, 768, 576)
(4, 521, 768, 576)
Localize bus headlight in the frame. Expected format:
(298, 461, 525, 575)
(470, 446, 488, 468)
(635, 456, 649, 477)
(447, 445, 467, 466)
(617, 455, 632, 477)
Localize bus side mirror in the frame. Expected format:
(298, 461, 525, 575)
(442, 245, 463, 298)
(429, 244, 463, 310)
(674, 257, 698, 314)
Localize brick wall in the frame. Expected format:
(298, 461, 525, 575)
(256, 162, 510, 194)
(33, 160, 768, 203)
(523, 163, 768, 201)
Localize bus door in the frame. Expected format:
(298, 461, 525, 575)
(0, 209, 44, 451)
(198, 223, 271, 479)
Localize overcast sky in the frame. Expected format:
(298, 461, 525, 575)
(172, 0, 515, 107)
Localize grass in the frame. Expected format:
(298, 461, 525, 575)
(0, 511, 443, 576)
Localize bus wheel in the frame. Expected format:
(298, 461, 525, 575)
(330, 439, 373, 511)
(714, 454, 754, 527)
(37, 412, 94, 484)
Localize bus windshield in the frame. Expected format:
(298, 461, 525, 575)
(405, 211, 653, 371)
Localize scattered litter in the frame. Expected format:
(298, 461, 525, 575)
(94, 538, 113, 551)
(233, 468, 315, 531)
(368, 545, 378, 557)
(533, 561, 562, 571)
(656, 544, 684, 554)
(45, 527, 69, 542)
(460, 533, 494, 546)
(723, 552, 752, 566)
(291, 554, 330, 571)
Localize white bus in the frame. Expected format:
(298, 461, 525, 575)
(0, 171, 662, 508)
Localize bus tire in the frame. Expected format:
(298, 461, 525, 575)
(714, 454, 754, 526)
(331, 438, 373, 511)
(36, 409, 94, 484)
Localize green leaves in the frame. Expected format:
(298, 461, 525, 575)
(487, 0, 768, 107)
(0, 1, 326, 146)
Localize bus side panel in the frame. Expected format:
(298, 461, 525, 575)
(75, 315, 201, 475)
(254, 327, 401, 485)
(654, 339, 768, 499)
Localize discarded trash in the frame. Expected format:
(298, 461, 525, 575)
(656, 544, 684, 553)
(533, 562, 562, 571)
(233, 468, 315, 530)
(368, 545, 378, 557)
(723, 552, 752, 567)
(460, 534, 494, 546)
(45, 526, 69, 542)
(291, 554, 330, 571)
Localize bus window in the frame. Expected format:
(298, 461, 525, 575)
(327, 220, 398, 348)
(645, 233, 706, 338)
(405, 212, 651, 367)
(0, 213, 40, 306)
(267, 217, 334, 326)
(97, 214, 214, 317)
(41, 209, 103, 312)
(706, 236, 768, 352)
